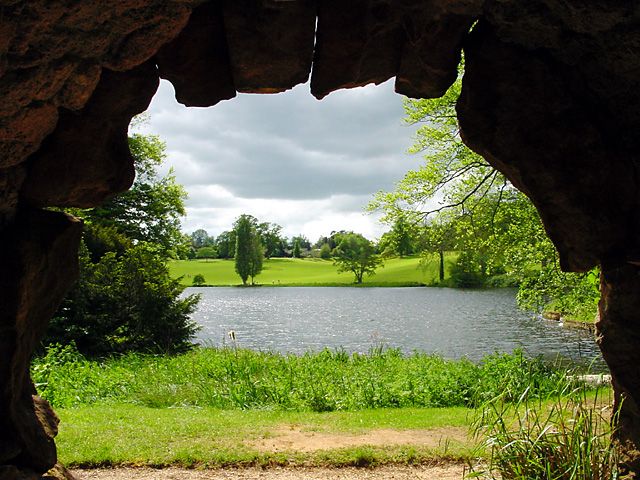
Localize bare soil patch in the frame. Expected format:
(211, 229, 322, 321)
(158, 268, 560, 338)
(246, 425, 468, 452)
(72, 465, 467, 480)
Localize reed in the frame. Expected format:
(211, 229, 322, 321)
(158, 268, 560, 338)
(468, 380, 618, 479)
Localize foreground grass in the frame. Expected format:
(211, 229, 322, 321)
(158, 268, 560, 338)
(41, 346, 613, 472)
(33, 346, 568, 411)
(57, 405, 472, 468)
(169, 255, 456, 287)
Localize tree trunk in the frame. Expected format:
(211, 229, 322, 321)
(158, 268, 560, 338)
(439, 250, 445, 282)
(597, 263, 640, 475)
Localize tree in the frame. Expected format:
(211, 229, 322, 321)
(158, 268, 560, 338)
(389, 215, 414, 257)
(195, 246, 217, 260)
(378, 215, 415, 258)
(85, 133, 188, 258)
(292, 239, 301, 258)
(368, 68, 599, 317)
(47, 242, 200, 356)
(249, 234, 264, 285)
(417, 219, 456, 283)
(319, 243, 332, 259)
(257, 222, 286, 258)
(333, 232, 383, 284)
(191, 229, 213, 249)
(234, 214, 263, 285)
(290, 235, 311, 251)
(215, 231, 236, 259)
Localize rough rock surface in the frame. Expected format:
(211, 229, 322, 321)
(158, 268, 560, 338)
(2, 0, 640, 477)
(0, 208, 82, 476)
(311, 0, 479, 99)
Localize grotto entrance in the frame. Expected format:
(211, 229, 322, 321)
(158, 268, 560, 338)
(2, 1, 640, 478)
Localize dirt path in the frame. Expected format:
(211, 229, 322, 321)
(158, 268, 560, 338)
(246, 426, 468, 452)
(70, 426, 474, 479)
(72, 465, 469, 480)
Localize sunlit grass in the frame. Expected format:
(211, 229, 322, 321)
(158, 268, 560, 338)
(56, 405, 472, 467)
(169, 255, 456, 287)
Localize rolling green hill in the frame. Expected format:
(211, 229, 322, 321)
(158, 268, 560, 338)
(169, 255, 455, 287)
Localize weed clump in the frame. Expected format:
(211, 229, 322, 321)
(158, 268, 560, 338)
(468, 381, 618, 479)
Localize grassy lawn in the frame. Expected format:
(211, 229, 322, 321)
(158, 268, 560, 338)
(169, 255, 456, 287)
(56, 405, 473, 467)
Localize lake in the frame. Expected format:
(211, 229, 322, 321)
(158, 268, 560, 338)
(187, 286, 604, 370)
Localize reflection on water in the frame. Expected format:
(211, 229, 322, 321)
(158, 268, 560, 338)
(187, 287, 605, 371)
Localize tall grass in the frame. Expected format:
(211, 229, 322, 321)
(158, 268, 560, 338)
(468, 381, 618, 479)
(33, 344, 569, 412)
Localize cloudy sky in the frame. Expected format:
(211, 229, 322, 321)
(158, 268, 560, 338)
(137, 79, 423, 242)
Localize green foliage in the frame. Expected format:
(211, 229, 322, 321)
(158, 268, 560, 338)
(84, 134, 188, 258)
(195, 246, 217, 260)
(234, 214, 264, 285)
(332, 232, 383, 283)
(47, 243, 200, 356)
(192, 274, 206, 286)
(469, 383, 618, 479)
(450, 251, 485, 288)
(292, 239, 302, 258)
(319, 243, 332, 259)
(215, 230, 236, 259)
(33, 345, 569, 412)
(190, 228, 214, 249)
(257, 222, 286, 258)
(368, 67, 599, 318)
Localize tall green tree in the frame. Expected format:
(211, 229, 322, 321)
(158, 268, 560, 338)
(191, 228, 214, 249)
(47, 243, 199, 355)
(292, 239, 302, 258)
(379, 214, 415, 257)
(333, 232, 383, 284)
(257, 222, 286, 258)
(234, 214, 263, 285)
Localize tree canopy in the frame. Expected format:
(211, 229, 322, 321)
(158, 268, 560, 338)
(368, 68, 599, 318)
(332, 232, 383, 284)
(84, 133, 189, 258)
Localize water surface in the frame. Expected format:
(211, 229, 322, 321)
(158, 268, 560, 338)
(187, 286, 603, 369)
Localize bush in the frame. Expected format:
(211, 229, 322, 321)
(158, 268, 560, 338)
(450, 251, 485, 288)
(192, 274, 206, 286)
(46, 242, 200, 356)
(319, 243, 332, 259)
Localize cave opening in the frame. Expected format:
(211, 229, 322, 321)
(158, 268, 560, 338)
(3, 1, 640, 478)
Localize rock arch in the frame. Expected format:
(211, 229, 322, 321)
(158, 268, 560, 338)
(2, 1, 640, 477)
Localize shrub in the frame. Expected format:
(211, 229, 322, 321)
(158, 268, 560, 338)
(46, 242, 200, 356)
(192, 274, 206, 286)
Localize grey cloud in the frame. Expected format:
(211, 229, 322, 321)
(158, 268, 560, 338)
(143, 79, 422, 239)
